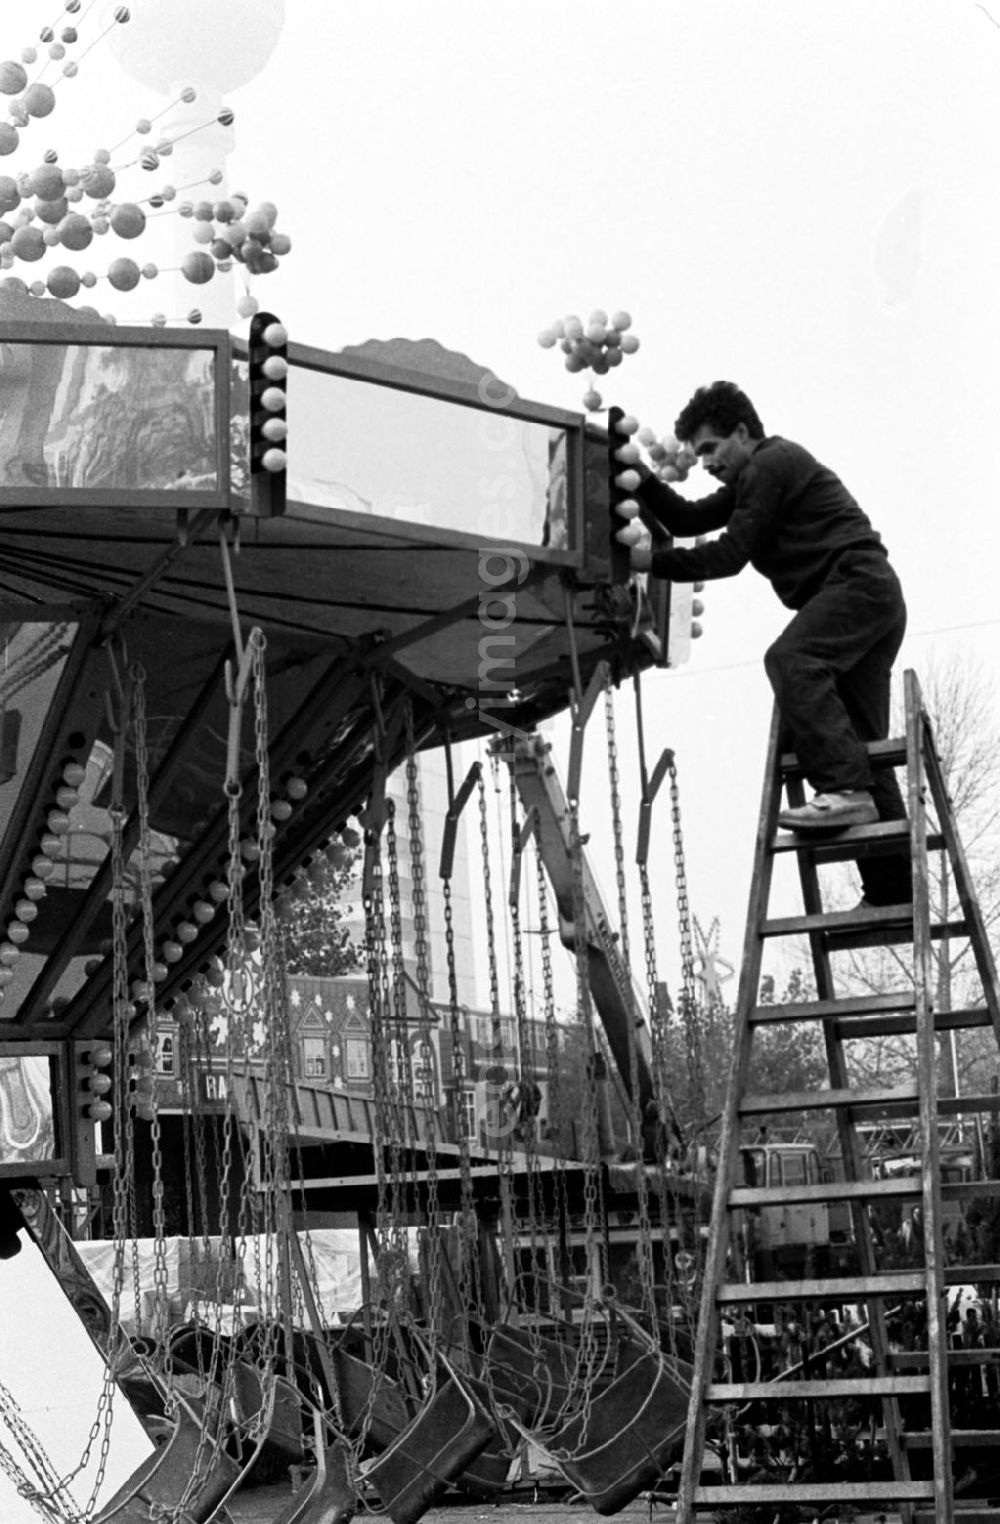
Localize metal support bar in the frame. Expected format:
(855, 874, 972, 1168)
(507, 807, 537, 909)
(636, 747, 673, 867)
(439, 762, 481, 881)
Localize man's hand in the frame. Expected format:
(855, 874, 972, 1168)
(629, 544, 653, 573)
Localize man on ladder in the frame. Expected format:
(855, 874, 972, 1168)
(630, 379, 911, 908)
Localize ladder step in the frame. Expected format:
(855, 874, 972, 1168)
(720, 1267, 1000, 1301)
(695, 1480, 935, 1505)
(826, 917, 968, 953)
(751, 990, 917, 1026)
(762, 905, 968, 951)
(891, 1347, 1000, 1368)
(833, 1004, 993, 1040)
(781, 737, 909, 773)
(902, 1428, 1000, 1448)
(717, 1271, 928, 1303)
(773, 821, 945, 860)
(915, 1512, 1000, 1524)
(948, 1264, 1000, 1285)
(729, 1176, 920, 1208)
(939, 1091, 1000, 1116)
(739, 1081, 918, 1116)
(731, 1176, 1000, 1209)
(707, 1375, 930, 1399)
(763, 904, 914, 935)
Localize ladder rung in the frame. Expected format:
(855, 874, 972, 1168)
(751, 990, 916, 1026)
(833, 1004, 992, 1040)
(943, 1178, 1000, 1201)
(763, 904, 914, 936)
(939, 1091, 1000, 1116)
(781, 737, 909, 773)
(890, 1347, 1000, 1368)
(730, 1176, 1000, 1209)
(707, 1375, 929, 1399)
(729, 1176, 921, 1208)
(739, 1081, 918, 1116)
(695, 1480, 935, 1505)
(773, 824, 945, 861)
(915, 1512, 1000, 1524)
(717, 1271, 928, 1302)
(825, 916, 968, 952)
(903, 1428, 1000, 1448)
(772, 819, 914, 857)
(758, 909, 968, 952)
(947, 1265, 1000, 1286)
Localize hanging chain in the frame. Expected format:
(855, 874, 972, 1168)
(405, 714, 443, 1350)
(670, 756, 705, 1132)
(132, 665, 170, 1357)
(640, 854, 681, 1354)
(442, 862, 477, 1307)
(667, 752, 711, 1326)
(358, 785, 398, 1450)
(249, 630, 286, 1391)
(386, 802, 417, 1148)
(383, 800, 414, 1316)
(604, 682, 657, 1325)
(0, 1376, 84, 1521)
(565, 771, 604, 1430)
(506, 786, 547, 1314)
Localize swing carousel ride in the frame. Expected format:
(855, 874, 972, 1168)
(0, 9, 709, 1522)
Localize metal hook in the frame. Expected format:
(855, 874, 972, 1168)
(104, 639, 133, 816)
(507, 805, 537, 908)
(440, 760, 481, 881)
(224, 627, 265, 796)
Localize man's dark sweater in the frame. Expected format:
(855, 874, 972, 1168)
(639, 436, 889, 610)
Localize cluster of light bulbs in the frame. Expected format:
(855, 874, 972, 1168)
(0, 3, 290, 324)
(130, 773, 315, 1016)
(537, 308, 640, 413)
(610, 418, 699, 549)
(0, 756, 87, 1002)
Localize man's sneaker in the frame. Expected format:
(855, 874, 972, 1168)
(777, 790, 878, 831)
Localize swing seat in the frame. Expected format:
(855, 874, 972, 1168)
(93, 1396, 242, 1523)
(534, 1344, 690, 1515)
(363, 1357, 494, 1524)
(272, 1407, 357, 1524)
(484, 1324, 577, 1428)
(232, 1361, 305, 1464)
(168, 1323, 305, 1468)
(452, 1411, 520, 1498)
(270, 1327, 412, 1455)
(436, 1352, 524, 1499)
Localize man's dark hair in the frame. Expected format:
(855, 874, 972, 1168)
(674, 381, 766, 443)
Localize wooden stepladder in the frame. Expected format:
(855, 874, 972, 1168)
(676, 669, 1000, 1524)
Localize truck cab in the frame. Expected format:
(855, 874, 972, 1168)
(738, 1141, 831, 1277)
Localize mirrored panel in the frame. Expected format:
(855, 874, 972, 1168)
(0, 339, 222, 497)
(278, 366, 574, 549)
(0, 1055, 55, 1164)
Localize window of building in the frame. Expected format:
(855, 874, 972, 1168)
(303, 1037, 327, 1078)
(345, 1035, 370, 1080)
(157, 1034, 174, 1075)
(459, 1088, 476, 1141)
(413, 1039, 435, 1103)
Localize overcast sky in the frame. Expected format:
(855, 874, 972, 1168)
(1, 2, 999, 1510)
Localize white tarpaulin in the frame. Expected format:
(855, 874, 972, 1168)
(75, 1229, 365, 1336)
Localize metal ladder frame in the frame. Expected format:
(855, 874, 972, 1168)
(674, 668, 1000, 1523)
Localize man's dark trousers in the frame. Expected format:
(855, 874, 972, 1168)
(763, 546, 910, 906)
